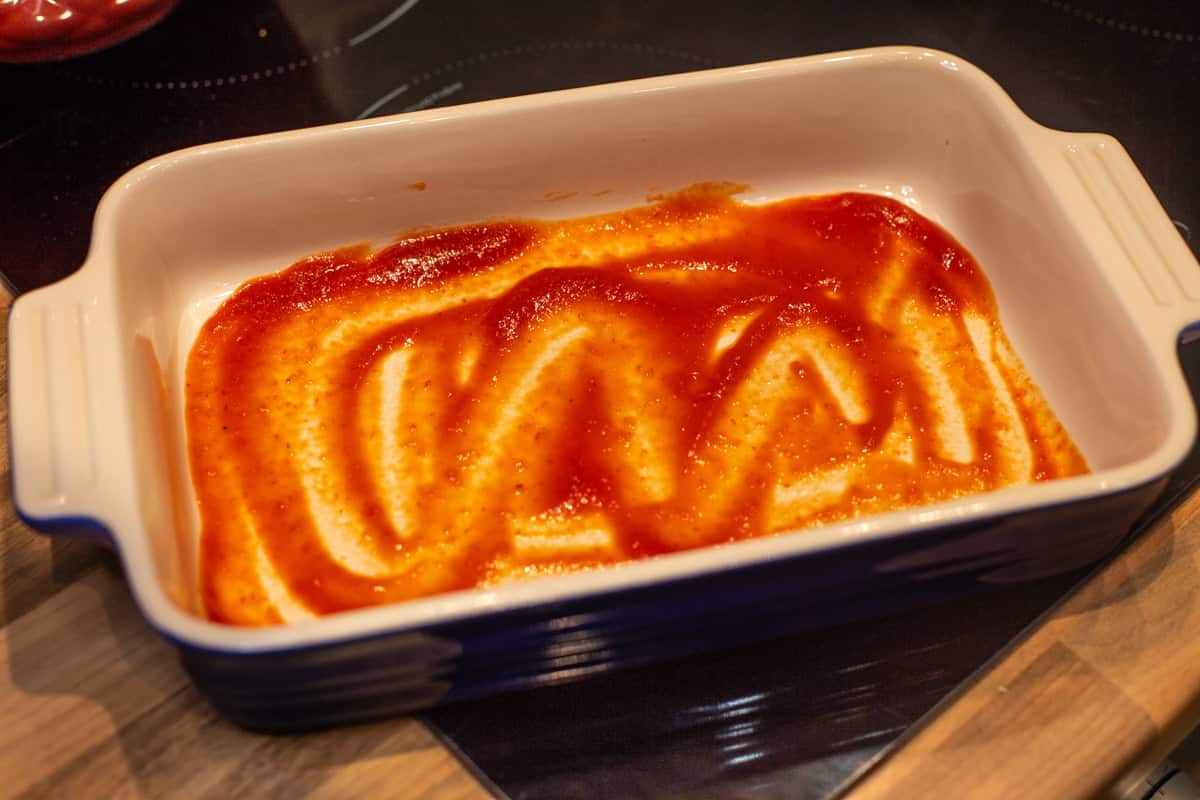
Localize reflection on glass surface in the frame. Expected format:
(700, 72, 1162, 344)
(429, 573, 1088, 799)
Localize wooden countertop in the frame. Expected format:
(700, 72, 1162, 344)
(2, 285, 1199, 799)
(842, 483, 1200, 799)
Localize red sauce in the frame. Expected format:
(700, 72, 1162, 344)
(187, 189, 1088, 626)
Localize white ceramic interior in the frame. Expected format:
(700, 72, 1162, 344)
(10, 46, 1200, 651)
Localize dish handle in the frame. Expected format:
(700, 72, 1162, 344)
(8, 270, 131, 542)
(1042, 130, 1200, 338)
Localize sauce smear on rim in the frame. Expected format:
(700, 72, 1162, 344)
(186, 187, 1088, 626)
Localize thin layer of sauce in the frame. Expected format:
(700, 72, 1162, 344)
(186, 187, 1089, 626)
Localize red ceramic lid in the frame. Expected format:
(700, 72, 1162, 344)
(0, 0, 177, 62)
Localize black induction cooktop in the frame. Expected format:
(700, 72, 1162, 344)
(3, 2, 1199, 798)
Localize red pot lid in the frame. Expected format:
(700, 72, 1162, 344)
(0, 0, 178, 62)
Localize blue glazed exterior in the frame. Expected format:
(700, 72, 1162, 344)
(172, 479, 1164, 733)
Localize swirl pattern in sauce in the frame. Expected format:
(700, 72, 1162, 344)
(186, 189, 1088, 626)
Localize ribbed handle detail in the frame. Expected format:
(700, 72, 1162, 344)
(1062, 140, 1200, 307)
(9, 274, 116, 531)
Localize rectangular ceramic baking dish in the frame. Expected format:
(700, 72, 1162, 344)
(10, 46, 1200, 731)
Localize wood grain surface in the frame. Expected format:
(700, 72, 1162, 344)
(844, 484, 1200, 799)
(4, 278, 1200, 799)
(0, 293, 489, 800)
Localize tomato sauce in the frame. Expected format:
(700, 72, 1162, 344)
(186, 188, 1088, 626)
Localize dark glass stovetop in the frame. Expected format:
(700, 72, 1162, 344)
(3, 2, 1199, 798)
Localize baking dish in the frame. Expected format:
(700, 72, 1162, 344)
(9, 46, 1200, 731)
